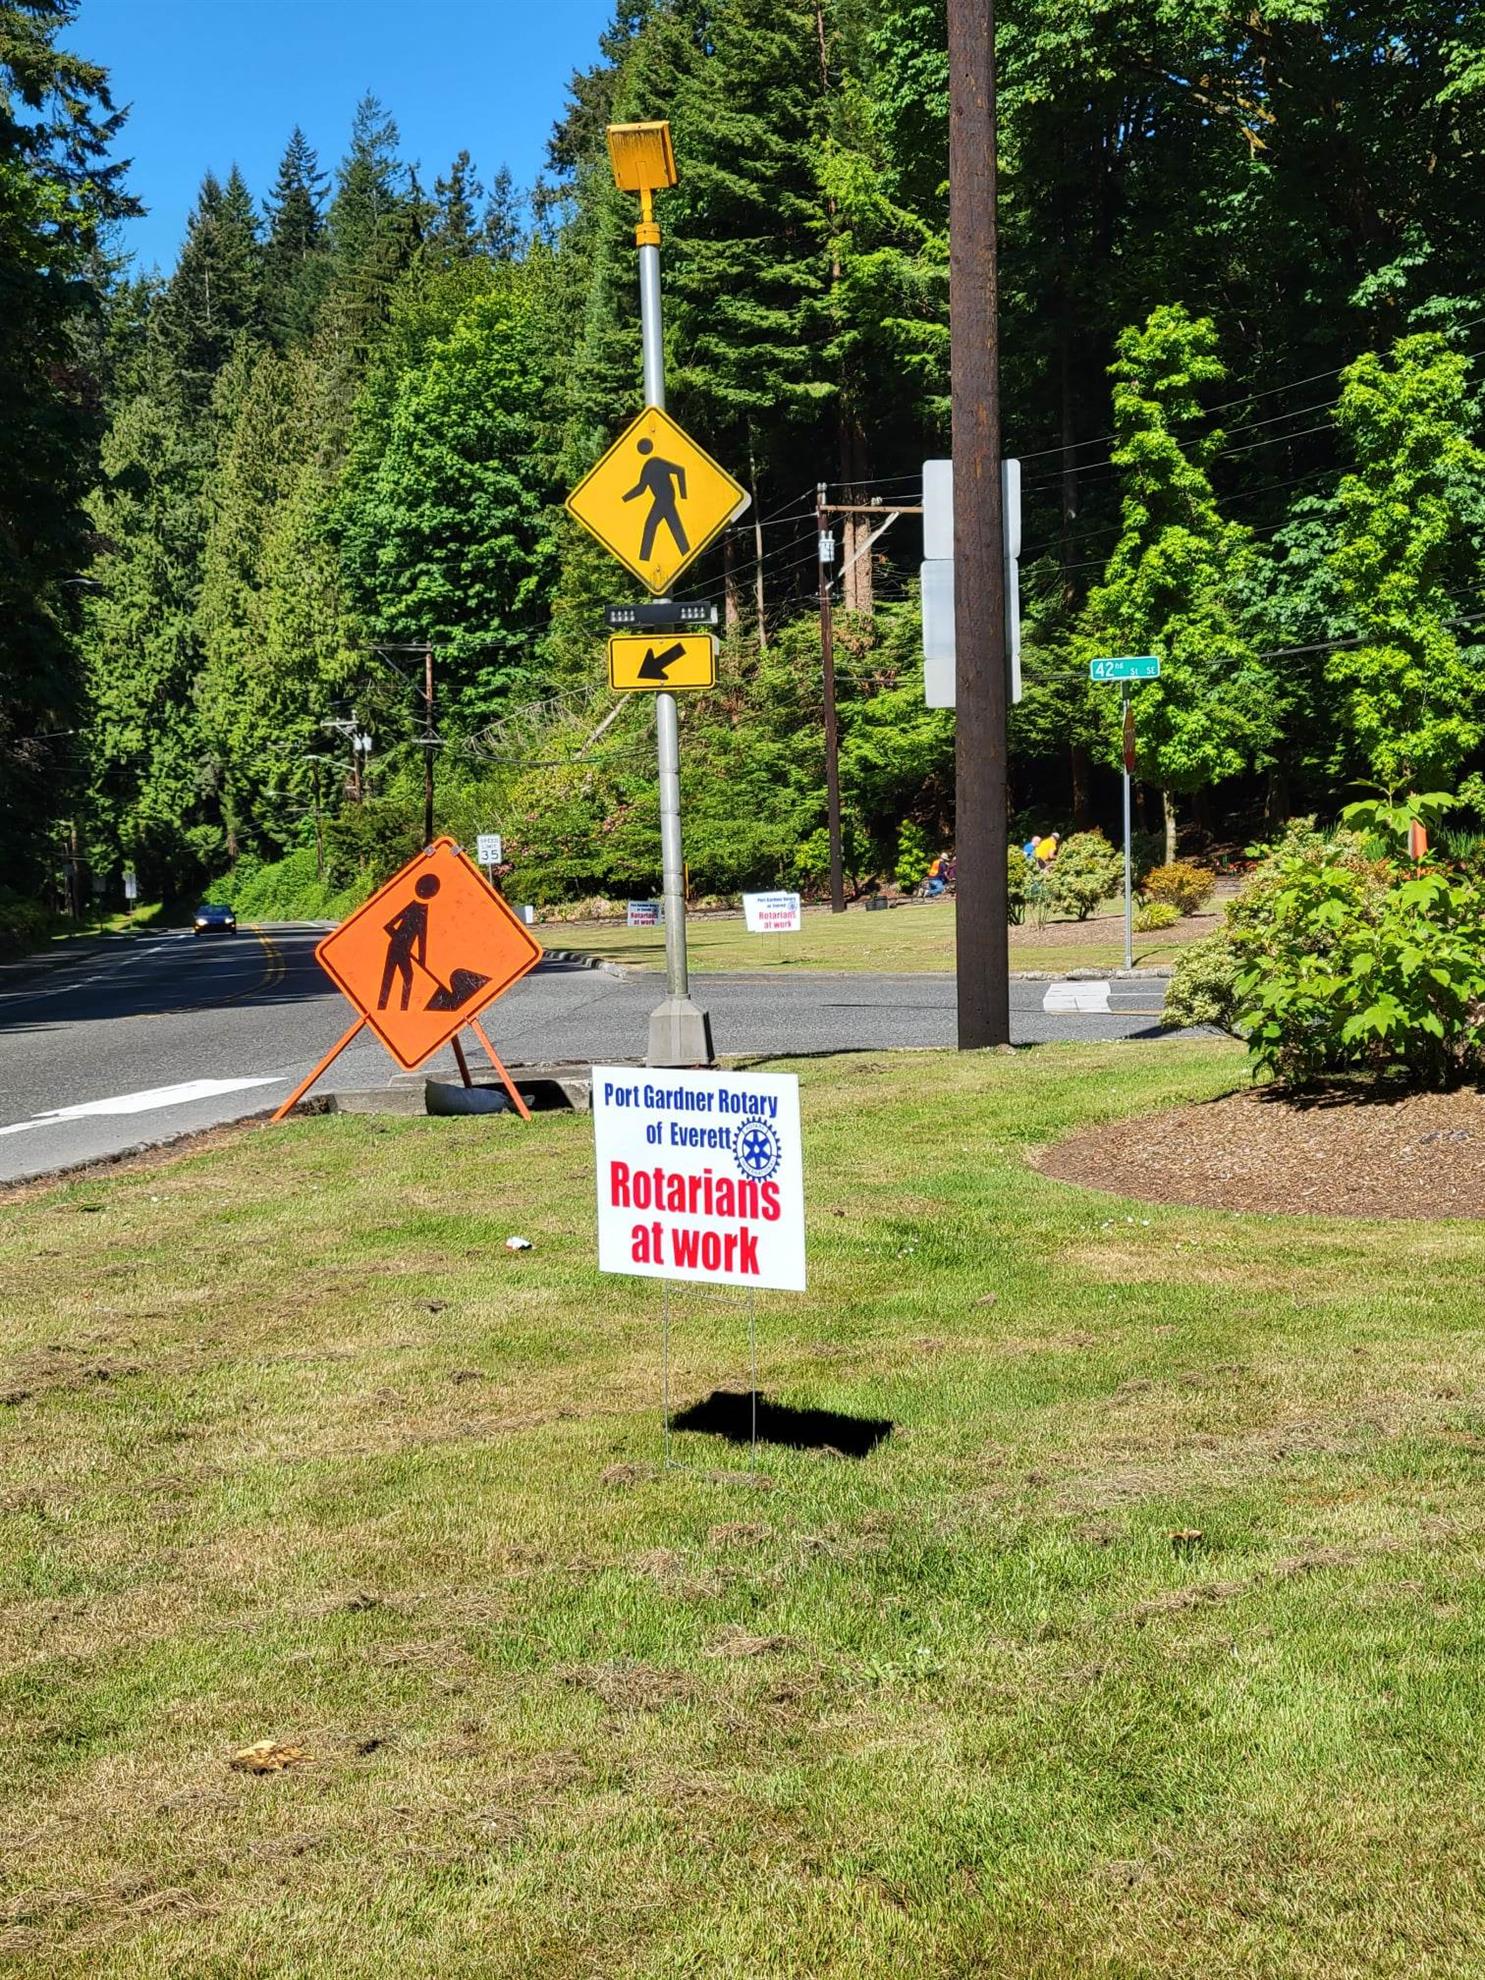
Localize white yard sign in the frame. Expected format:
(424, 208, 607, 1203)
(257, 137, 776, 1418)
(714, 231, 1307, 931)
(592, 1066, 806, 1292)
(743, 890, 802, 934)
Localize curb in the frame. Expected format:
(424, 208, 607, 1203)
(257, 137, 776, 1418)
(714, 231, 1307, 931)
(542, 948, 1172, 986)
(541, 949, 637, 980)
(1011, 966, 1173, 982)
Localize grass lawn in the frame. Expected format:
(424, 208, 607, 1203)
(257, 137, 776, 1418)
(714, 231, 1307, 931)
(6, 1039, 1485, 1976)
(549, 898, 1212, 974)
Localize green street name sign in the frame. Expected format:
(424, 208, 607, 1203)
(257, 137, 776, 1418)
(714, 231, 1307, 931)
(1090, 655, 1160, 682)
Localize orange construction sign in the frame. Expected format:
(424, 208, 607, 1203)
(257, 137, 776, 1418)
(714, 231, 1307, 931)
(315, 838, 542, 1071)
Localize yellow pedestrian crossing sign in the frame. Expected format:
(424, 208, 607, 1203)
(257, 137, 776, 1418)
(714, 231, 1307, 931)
(566, 405, 750, 594)
(608, 632, 717, 693)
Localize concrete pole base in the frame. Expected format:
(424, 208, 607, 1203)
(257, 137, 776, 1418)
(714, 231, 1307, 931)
(646, 995, 715, 1068)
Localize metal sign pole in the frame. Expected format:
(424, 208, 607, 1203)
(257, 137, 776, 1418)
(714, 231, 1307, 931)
(635, 187, 714, 1069)
(1122, 686, 1134, 972)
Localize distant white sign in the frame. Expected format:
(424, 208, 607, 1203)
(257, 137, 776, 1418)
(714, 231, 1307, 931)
(592, 1066, 806, 1292)
(123, 869, 138, 902)
(743, 890, 801, 934)
(475, 833, 503, 867)
(627, 900, 662, 927)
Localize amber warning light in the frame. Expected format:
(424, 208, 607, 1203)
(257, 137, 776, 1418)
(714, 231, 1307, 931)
(606, 121, 678, 195)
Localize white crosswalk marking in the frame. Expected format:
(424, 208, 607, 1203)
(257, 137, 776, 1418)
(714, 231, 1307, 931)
(0, 1076, 282, 1138)
(1042, 980, 1111, 1013)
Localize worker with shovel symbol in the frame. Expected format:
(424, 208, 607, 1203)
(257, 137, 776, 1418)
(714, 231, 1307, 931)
(379, 874, 438, 1012)
(378, 873, 493, 1015)
(622, 437, 689, 562)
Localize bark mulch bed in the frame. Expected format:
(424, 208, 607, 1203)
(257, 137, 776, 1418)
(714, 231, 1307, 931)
(1034, 1083, 1485, 1218)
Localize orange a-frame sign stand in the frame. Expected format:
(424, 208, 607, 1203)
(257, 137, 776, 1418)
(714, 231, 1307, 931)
(271, 837, 543, 1123)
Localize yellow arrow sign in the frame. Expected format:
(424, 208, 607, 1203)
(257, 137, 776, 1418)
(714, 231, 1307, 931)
(608, 632, 717, 693)
(566, 406, 749, 594)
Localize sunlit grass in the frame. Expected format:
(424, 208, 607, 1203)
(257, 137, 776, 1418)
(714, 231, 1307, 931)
(4, 1038, 1485, 1975)
(548, 898, 1210, 975)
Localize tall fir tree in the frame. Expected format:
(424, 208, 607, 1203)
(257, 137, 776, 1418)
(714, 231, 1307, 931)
(83, 368, 217, 891)
(0, 0, 137, 891)
(158, 165, 264, 404)
(263, 126, 329, 348)
(481, 165, 524, 260)
(320, 93, 416, 406)
(668, 0, 831, 477)
(430, 149, 482, 261)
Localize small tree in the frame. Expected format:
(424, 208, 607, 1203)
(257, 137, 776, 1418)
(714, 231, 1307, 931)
(1326, 334, 1485, 790)
(1078, 306, 1272, 860)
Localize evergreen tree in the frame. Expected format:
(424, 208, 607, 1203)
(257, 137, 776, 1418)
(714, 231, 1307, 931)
(158, 165, 264, 402)
(83, 375, 217, 891)
(263, 126, 329, 347)
(321, 93, 415, 389)
(430, 149, 482, 261)
(194, 348, 307, 855)
(668, 0, 831, 464)
(481, 165, 524, 260)
(0, 0, 136, 890)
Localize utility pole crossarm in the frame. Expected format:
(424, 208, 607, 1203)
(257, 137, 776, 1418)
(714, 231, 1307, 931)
(835, 509, 902, 585)
(818, 503, 923, 515)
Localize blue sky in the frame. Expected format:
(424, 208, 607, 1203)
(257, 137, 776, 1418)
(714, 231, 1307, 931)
(73, 0, 616, 272)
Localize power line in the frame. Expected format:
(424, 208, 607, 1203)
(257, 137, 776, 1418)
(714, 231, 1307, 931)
(1019, 330, 1485, 487)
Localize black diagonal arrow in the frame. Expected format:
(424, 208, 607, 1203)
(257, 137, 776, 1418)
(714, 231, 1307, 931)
(637, 640, 688, 681)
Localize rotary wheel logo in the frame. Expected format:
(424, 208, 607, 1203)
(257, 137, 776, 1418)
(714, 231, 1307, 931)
(733, 1115, 782, 1183)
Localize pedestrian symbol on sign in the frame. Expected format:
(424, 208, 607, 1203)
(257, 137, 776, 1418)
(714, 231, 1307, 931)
(624, 438, 689, 561)
(565, 405, 749, 594)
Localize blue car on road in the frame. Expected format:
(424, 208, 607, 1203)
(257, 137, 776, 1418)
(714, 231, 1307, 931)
(193, 902, 237, 936)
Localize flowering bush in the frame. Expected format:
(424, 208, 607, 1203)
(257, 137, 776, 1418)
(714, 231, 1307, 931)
(1141, 859, 1215, 916)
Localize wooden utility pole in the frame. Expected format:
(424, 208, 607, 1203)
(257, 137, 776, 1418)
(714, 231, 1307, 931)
(948, 0, 1010, 1046)
(816, 484, 846, 913)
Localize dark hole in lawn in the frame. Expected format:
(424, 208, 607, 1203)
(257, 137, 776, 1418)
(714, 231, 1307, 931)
(669, 1389, 893, 1458)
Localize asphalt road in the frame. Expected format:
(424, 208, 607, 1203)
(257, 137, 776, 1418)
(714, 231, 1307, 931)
(0, 924, 1171, 1183)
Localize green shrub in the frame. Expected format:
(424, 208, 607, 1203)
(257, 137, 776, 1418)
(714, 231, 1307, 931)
(0, 888, 58, 958)
(229, 847, 366, 924)
(1042, 831, 1123, 920)
(1134, 899, 1180, 931)
(1226, 823, 1485, 1086)
(1141, 859, 1215, 916)
(895, 820, 931, 891)
(1162, 930, 1241, 1031)
(1006, 848, 1029, 925)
